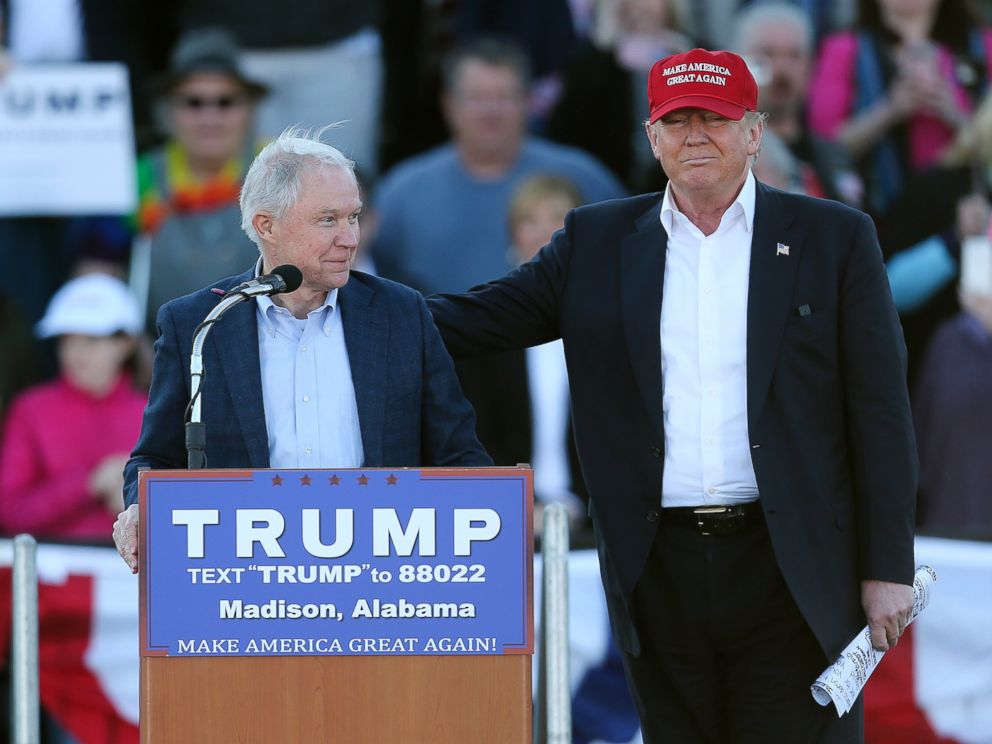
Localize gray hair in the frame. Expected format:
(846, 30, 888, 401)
(240, 125, 356, 248)
(731, 2, 814, 54)
(746, 110, 770, 128)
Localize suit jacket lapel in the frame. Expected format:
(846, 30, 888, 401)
(213, 285, 270, 468)
(747, 183, 802, 428)
(339, 278, 386, 466)
(621, 199, 667, 440)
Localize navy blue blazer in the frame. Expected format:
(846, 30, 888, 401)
(124, 268, 491, 507)
(429, 182, 918, 661)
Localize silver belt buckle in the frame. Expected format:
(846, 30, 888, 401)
(693, 506, 731, 536)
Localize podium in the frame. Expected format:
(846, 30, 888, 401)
(138, 467, 533, 743)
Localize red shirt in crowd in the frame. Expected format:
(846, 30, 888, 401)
(0, 375, 147, 541)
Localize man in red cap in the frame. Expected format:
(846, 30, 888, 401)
(429, 48, 916, 743)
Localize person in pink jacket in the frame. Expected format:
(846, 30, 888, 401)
(808, 0, 992, 215)
(0, 273, 147, 541)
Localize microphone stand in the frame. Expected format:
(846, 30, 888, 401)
(185, 284, 279, 469)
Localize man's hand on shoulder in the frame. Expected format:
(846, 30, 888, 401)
(861, 579, 914, 651)
(113, 504, 140, 574)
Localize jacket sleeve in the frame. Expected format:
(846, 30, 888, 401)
(840, 212, 918, 585)
(417, 294, 493, 467)
(427, 208, 573, 359)
(123, 304, 190, 507)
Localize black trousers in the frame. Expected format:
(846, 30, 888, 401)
(619, 509, 863, 744)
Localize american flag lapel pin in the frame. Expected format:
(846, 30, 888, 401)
(776, 242, 790, 257)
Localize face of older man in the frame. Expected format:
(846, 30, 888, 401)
(443, 59, 528, 161)
(261, 166, 361, 293)
(647, 108, 762, 202)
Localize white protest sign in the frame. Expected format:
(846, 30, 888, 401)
(0, 62, 136, 215)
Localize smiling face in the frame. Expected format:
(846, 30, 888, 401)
(256, 166, 361, 293)
(646, 107, 762, 205)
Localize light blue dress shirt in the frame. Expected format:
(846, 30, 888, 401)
(255, 288, 364, 469)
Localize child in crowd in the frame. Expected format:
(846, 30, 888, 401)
(0, 274, 147, 541)
(457, 174, 588, 535)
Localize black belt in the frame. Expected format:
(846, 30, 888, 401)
(660, 501, 762, 536)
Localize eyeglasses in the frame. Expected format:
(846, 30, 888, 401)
(173, 94, 247, 111)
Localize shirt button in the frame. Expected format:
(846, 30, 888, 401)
(300, 346, 307, 353)
(305, 447, 312, 455)
(708, 486, 718, 495)
(303, 395, 311, 402)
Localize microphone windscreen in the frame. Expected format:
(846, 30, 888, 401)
(272, 265, 303, 293)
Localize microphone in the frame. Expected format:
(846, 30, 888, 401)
(225, 264, 303, 297)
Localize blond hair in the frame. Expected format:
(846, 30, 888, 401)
(508, 174, 583, 231)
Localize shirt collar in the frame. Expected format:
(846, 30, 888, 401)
(253, 257, 338, 334)
(660, 169, 756, 235)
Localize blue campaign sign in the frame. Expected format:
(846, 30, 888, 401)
(139, 468, 533, 658)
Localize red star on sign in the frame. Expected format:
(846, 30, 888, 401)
(357, 474, 369, 486)
(271, 475, 283, 486)
(328, 475, 341, 486)
(386, 474, 398, 485)
(300, 474, 312, 486)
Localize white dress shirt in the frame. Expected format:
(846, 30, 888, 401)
(659, 170, 759, 507)
(255, 287, 364, 470)
(526, 340, 583, 513)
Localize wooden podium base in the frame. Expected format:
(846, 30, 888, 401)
(141, 655, 531, 743)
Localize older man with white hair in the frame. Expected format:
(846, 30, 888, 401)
(732, 2, 860, 205)
(113, 129, 490, 571)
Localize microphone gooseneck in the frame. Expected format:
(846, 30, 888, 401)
(186, 265, 302, 468)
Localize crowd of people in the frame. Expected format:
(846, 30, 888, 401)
(2, 0, 987, 542)
(1, 0, 991, 741)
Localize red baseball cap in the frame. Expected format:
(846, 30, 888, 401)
(648, 48, 758, 123)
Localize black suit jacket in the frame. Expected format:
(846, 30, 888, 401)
(455, 351, 587, 503)
(429, 181, 917, 660)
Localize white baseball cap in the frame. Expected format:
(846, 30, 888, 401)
(36, 273, 142, 339)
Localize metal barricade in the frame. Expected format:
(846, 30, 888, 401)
(535, 504, 571, 744)
(11, 534, 39, 744)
